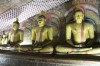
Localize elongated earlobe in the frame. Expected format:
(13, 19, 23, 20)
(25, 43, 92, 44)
(82, 14, 85, 20)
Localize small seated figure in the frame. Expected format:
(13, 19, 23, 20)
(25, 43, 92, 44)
(56, 10, 95, 54)
(32, 15, 55, 53)
(8, 19, 24, 47)
(1, 31, 8, 45)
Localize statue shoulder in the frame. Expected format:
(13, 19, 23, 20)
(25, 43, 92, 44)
(18, 29, 24, 34)
(44, 25, 52, 29)
(48, 27, 53, 30)
(85, 22, 94, 27)
(44, 26, 53, 32)
(18, 29, 23, 32)
(32, 27, 38, 32)
(66, 23, 74, 28)
(85, 23, 94, 30)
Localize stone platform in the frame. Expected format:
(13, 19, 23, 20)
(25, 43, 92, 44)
(0, 50, 100, 66)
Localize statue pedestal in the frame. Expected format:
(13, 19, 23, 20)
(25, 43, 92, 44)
(0, 50, 99, 66)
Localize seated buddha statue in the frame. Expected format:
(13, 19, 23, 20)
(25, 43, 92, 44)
(1, 31, 8, 45)
(32, 15, 56, 53)
(56, 10, 95, 54)
(8, 19, 24, 47)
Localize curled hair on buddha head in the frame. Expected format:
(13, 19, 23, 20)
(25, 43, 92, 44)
(13, 18, 19, 25)
(74, 9, 84, 15)
(38, 15, 46, 19)
(74, 8, 85, 17)
(74, 5, 85, 15)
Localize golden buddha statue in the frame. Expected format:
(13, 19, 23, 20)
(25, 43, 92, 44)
(8, 19, 24, 47)
(32, 15, 55, 53)
(56, 10, 95, 54)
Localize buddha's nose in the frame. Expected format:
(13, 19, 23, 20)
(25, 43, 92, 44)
(77, 15, 80, 17)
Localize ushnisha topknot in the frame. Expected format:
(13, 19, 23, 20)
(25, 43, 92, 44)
(38, 15, 46, 19)
(13, 18, 19, 25)
(74, 9, 84, 15)
(74, 5, 85, 15)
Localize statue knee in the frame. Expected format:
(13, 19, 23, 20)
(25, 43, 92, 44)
(47, 46, 53, 52)
(56, 46, 62, 52)
(40, 46, 53, 52)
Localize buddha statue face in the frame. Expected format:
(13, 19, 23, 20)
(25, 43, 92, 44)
(37, 15, 46, 27)
(13, 22, 19, 30)
(74, 11, 84, 23)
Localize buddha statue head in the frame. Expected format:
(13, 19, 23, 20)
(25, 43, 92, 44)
(13, 19, 19, 30)
(73, 10, 85, 24)
(37, 15, 46, 27)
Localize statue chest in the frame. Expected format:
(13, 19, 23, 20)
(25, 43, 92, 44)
(35, 28, 48, 41)
(72, 25, 82, 33)
(10, 31, 20, 41)
(71, 25, 88, 35)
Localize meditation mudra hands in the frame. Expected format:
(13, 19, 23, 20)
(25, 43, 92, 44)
(8, 41, 21, 47)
